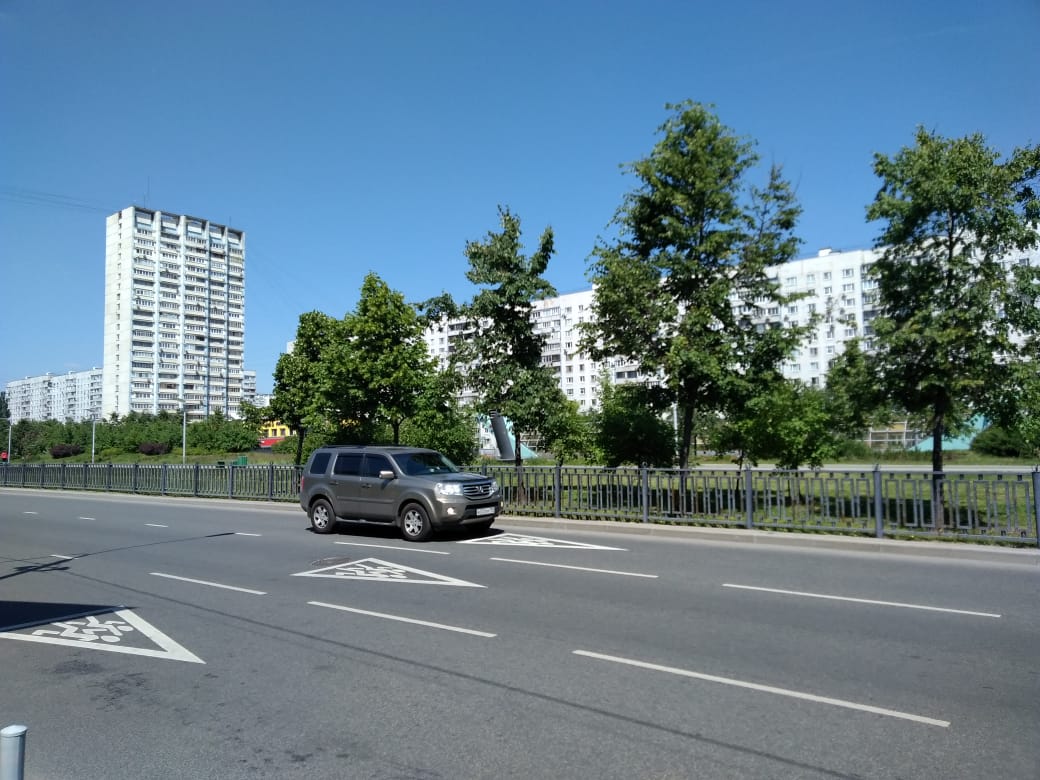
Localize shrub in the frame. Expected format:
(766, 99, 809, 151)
(50, 443, 84, 459)
(971, 426, 1028, 458)
(138, 441, 170, 456)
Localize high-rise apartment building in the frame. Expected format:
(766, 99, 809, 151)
(5, 368, 103, 423)
(424, 244, 1039, 410)
(102, 207, 246, 422)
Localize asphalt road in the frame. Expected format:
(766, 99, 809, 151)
(1, 489, 1037, 779)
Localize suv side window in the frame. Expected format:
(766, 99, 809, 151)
(362, 454, 392, 478)
(308, 452, 331, 475)
(333, 453, 363, 476)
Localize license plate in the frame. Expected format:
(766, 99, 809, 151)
(476, 507, 494, 516)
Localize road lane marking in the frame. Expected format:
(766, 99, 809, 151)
(235, 532, 262, 536)
(150, 572, 266, 595)
(335, 541, 450, 555)
(490, 558, 657, 578)
(78, 516, 95, 520)
(573, 650, 950, 728)
(722, 584, 1001, 618)
(145, 523, 168, 528)
(23, 511, 38, 515)
(309, 601, 496, 637)
(50, 555, 75, 560)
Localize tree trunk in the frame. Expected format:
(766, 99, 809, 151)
(931, 413, 945, 533)
(392, 421, 400, 445)
(678, 404, 695, 469)
(294, 427, 307, 467)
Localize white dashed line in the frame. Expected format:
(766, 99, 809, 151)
(23, 511, 38, 515)
(722, 584, 1001, 618)
(334, 541, 450, 555)
(235, 532, 262, 537)
(573, 650, 950, 727)
(308, 601, 496, 637)
(50, 554, 75, 560)
(145, 523, 168, 528)
(150, 572, 266, 595)
(78, 516, 95, 521)
(490, 558, 658, 578)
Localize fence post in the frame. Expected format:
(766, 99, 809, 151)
(132, 463, 139, 493)
(1033, 468, 1040, 550)
(60, 462, 66, 489)
(106, 463, 112, 491)
(553, 464, 562, 518)
(268, 463, 275, 501)
(161, 464, 167, 496)
(744, 465, 754, 529)
(873, 465, 884, 539)
(1, 724, 27, 780)
(640, 463, 649, 523)
(228, 465, 235, 499)
(193, 463, 201, 496)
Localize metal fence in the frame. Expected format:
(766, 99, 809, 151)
(2, 462, 1038, 546)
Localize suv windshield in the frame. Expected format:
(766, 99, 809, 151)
(395, 451, 459, 476)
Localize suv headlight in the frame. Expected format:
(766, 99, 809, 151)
(490, 479, 500, 494)
(435, 482, 463, 497)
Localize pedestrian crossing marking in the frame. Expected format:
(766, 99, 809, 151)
(459, 532, 625, 550)
(0, 608, 204, 664)
(292, 557, 484, 587)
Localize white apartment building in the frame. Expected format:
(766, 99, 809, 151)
(5, 368, 103, 423)
(103, 207, 246, 422)
(424, 244, 1039, 409)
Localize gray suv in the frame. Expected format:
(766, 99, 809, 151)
(299, 445, 502, 541)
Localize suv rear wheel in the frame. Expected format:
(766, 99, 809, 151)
(309, 498, 337, 534)
(399, 503, 432, 542)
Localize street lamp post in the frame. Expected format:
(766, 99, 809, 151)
(91, 417, 97, 463)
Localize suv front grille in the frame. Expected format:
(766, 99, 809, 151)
(463, 482, 494, 499)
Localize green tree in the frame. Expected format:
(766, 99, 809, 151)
(454, 207, 559, 481)
(823, 339, 886, 440)
(399, 368, 479, 466)
(865, 128, 1040, 484)
(585, 101, 809, 468)
(713, 381, 836, 469)
(270, 311, 339, 464)
(594, 378, 674, 468)
(325, 273, 434, 444)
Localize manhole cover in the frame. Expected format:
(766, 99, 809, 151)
(311, 556, 352, 567)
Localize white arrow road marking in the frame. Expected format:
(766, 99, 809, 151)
(0, 608, 204, 664)
(459, 532, 625, 550)
(293, 557, 483, 587)
(573, 650, 949, 728)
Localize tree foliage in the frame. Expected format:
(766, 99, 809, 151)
(594, 378, 674, 468)
(451, 206, 560, 471)
(325, 273, 434, 444)
(866, 128, 1040, 475)
(585, 101, 810, 468)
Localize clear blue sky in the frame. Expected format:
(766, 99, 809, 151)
(2, 0, 1037, 393)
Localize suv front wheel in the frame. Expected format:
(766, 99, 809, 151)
(309, 498, 337, 534)
(399, 503, 432, 542)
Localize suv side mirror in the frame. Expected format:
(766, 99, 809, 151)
(378, 470, 396, 480)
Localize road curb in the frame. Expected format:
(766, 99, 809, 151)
(497, 514, 1040, 566)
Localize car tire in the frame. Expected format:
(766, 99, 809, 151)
(309, 498, 337, 534)
(399, 503, 432, 542)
